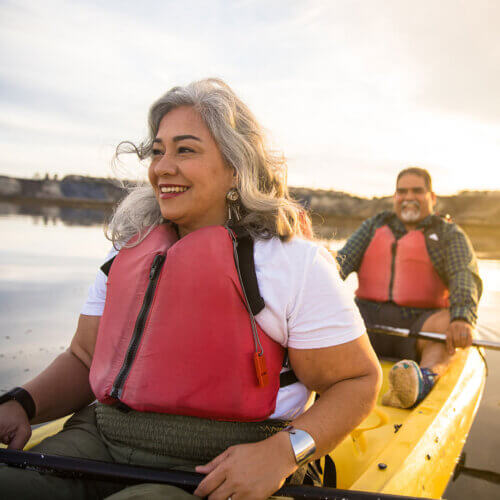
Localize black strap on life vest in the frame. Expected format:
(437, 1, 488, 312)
(100, 256, 115, 276)
(230, 225, 265, 315)
(230, 226, 298, 387)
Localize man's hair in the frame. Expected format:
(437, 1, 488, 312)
(396, 167, 433, 192)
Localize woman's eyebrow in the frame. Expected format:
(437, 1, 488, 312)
(153, 135, 201, 145)
(173, 134, 201, 142)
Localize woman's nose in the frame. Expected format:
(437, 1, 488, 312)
(154, 153, 178, 176)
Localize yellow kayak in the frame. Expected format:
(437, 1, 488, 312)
(18, 347, 485, 499)
(332, 347, 486, 498)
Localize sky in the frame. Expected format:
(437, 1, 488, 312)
(1, 0, 499, 197)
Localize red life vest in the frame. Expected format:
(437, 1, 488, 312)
(90, 224, 285, 422)
(356, 225, 449, 309)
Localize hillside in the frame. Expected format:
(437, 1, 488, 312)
(2, 174, 500, 227)
(291, 186, 500, 226)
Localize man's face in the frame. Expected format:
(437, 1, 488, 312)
(394, 174, 436, 224)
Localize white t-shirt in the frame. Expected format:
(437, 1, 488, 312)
(82, 236, 365, 420)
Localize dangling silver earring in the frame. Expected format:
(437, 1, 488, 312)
(226, 188, 241, 224)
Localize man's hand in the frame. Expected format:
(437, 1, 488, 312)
(446, 320, 473, 355)
(0, 400, 32, 450)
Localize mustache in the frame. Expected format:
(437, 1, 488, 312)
(401, 201, 420, 210)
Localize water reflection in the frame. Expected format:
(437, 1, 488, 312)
(0, 201, 112, 227)
(3, 201, 500, 259)
(0, 205, 499, 499)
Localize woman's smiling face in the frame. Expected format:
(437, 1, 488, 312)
(148, 106, 235, 237)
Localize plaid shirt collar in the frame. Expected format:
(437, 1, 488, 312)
(386, 213, 439, 238)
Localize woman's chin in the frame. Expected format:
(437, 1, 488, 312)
(160, 212, 180, 224)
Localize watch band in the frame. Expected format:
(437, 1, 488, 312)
(0, 387, 36, 421)
(283, 426, 316, 466)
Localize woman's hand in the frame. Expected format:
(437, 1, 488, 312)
(0, 400, 31, 450)
(194, 431, 297, 500)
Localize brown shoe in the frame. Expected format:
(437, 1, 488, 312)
(382, 360, 424, 409)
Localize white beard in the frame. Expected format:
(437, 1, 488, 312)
(400, 201, 421, 222)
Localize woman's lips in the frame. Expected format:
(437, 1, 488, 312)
(158, 185, 190, 199)
(159, 191, 187, 199)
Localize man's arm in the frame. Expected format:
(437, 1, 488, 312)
(443, 226, 482, 326)
(336, 216, 378, 280)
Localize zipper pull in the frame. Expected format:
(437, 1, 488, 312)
(149, 254, 165, 280)
(253, 351, 269, 387)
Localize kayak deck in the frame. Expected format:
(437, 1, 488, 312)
(332, 347, 486, 498)
(20, 348, 485, 499)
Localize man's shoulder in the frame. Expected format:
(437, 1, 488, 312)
(429, 214, 465, 236)
(348, 210, 395, 239)
(364, 210, 394, 227)
(342, 211, 393, 244)
(426, 215, 473, 249)
(372, 210, 401, 232)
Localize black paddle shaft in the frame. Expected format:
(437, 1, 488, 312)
(0, 449, 432, 500)
(368, 325, 500, 351)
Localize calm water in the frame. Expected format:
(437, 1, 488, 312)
(0, 211, 499, 498)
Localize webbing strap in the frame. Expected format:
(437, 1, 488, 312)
(96, 403, 289, 462)
(231, 227, 300, 386)
(230, 225, 265, 315)
(100, 256, 115, 276)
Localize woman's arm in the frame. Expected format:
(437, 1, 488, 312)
(287, 334, 382, 457)
(0, 314, 99, 449)
(26, 313, 99, 423)
(194, 334, 382, 500)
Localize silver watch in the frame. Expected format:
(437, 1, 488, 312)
(283, 426, 316, 466)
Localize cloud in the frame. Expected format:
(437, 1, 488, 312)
(1, 0, 499, 195)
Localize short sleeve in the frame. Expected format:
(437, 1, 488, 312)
(80, 247, 118, 316)
(287, 246, 365, 349)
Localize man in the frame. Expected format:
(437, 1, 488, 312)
(337, 167, 482, 408)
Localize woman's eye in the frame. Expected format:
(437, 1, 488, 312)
(178, 146, 194, 154)
(152, 149, 164, 156)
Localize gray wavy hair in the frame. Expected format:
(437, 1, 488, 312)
(107, 78, 310, 247)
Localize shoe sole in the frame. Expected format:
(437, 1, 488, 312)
(383, 360, 422, 409)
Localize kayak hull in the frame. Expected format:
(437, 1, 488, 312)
(332, 347, 486, 498)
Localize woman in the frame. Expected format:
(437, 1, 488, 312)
(0, 79, 381, 499)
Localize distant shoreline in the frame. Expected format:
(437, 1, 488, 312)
(2, 175, 500, 258)
(2, 173, 500, 225)
(0, 175, 500, 227)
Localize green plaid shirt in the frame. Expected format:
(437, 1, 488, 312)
(337, 211, 482, 325)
